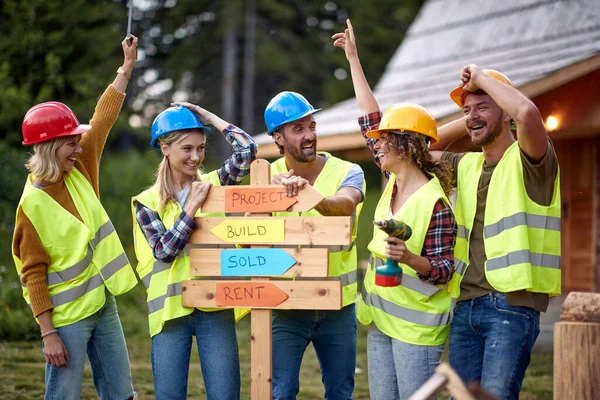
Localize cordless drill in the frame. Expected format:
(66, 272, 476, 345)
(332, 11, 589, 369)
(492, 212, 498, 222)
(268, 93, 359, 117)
(373, 219, 412, 287)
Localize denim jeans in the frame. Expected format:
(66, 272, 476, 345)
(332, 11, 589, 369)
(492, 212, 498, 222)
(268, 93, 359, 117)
(44, 294, 135, 400)
(272, 304, 357, 400)
(449, 293, 540, 400)
(367, 325, 444, 400)
(151, 308, 240, 400)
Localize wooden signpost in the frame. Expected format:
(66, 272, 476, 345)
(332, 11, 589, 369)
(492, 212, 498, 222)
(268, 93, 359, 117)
(182, 159, 352, 400)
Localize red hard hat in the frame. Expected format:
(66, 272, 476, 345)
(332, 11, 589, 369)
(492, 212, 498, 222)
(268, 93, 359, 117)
(22, 102, 91, 145)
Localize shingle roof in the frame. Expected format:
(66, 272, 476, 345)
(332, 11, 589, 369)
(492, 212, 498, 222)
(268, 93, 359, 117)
(255, 0, 600, 145)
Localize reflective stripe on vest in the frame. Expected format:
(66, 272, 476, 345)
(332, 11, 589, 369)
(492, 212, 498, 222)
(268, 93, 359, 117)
(486, 250, 561, 271)
(360, 285, 450, 327)
(484, 212, 561, 239)
(52, 274, 104, 307)
(457, 225, 470, 240)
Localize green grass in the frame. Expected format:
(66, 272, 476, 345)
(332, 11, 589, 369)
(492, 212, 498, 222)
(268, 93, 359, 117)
(0, 314, 553, 399)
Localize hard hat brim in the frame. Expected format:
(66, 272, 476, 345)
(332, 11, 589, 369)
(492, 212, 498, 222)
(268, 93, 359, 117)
(22, 123, 92, 146)
(150, 125, 211, 150)
(267, 108, 321, 135)
(366, 128, 439, 144)
(450, 86, 465, 108)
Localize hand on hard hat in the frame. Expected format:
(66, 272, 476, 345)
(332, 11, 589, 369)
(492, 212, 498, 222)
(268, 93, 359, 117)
(460, 64, 484, 92)
(332, 19, 358, 60)
(171, 102, 214, 126)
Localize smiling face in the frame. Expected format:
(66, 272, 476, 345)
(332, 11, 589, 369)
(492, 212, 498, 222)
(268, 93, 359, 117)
(55, 135, 83, 173)
(374, 132, 401, 172)
(462, 92, 508, 147)
(274, 115, 318, 163)
(161, 129, 206, 182)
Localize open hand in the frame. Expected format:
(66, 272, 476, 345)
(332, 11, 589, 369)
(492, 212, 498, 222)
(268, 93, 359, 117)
(332, 19, 358, 60)
(171, 102, 214, 125)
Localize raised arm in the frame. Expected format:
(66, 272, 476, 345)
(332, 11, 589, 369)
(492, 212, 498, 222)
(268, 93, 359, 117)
(461, 64, 548, 161)
(332, 19, 379, 115)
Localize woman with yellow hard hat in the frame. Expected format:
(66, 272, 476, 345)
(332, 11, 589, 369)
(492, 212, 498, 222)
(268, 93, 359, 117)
(333, 20, 457, 399)
(12, 36, 139, 399)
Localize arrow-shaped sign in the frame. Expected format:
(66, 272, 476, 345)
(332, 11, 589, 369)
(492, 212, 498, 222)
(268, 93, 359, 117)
(215, 282, 289, 307)
(220, 248, 297, 276)
(198, 184, 324, 213)
(210, 219, 284, 243)
(224, 187, 297, 213)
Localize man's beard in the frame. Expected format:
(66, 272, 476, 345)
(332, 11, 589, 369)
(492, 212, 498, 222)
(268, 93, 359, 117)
(286, 140, 317, 163)
(470, 115, 503, 147)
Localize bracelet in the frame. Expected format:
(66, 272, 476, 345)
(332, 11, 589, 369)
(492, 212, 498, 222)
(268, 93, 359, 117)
(116, 66, 131, 81)
(41, 329, 57, 338)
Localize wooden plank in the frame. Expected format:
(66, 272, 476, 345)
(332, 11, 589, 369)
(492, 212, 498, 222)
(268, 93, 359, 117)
(189, 216, 352, 246)
(182, 280, 342, 310)
(554, 321, 600, 399)
(199, 184, 324, 213)
(190, 248, 329, 277)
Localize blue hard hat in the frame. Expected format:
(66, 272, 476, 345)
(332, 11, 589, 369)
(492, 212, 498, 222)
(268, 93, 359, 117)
(264, 91, 321, 135)
(150, 105, 209, 149)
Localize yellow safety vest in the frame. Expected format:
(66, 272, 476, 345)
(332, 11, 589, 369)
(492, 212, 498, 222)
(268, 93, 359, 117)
(13, 168, 136, 328)
(271, 153, 365, 307)
(132, 171, 231, 337)
(448, 142, 561, 298)
(357, 174, 453, 346)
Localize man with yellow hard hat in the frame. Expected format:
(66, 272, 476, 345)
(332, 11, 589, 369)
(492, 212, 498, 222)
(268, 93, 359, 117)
(430, 65, 561, 400)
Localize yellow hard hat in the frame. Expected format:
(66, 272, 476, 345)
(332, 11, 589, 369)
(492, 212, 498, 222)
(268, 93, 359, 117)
(366, 103, 438, 144)
(449, 69, 513, 108)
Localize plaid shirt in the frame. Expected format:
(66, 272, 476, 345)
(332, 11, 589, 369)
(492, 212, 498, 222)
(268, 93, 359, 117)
(135, 124, 257, 263)
(359, 112, 457, 284)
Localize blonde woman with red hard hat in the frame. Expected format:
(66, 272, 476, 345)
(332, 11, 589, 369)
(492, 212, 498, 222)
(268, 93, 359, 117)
(333, 20, 457, 400)
(428, 65, 560, 399)
(12, 36, 139, 400)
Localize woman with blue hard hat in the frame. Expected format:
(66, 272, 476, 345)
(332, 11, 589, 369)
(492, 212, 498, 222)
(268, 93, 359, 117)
(12, 36, 139, 399)
(131, 101, 257, 400)
(334, 20, 457, 400)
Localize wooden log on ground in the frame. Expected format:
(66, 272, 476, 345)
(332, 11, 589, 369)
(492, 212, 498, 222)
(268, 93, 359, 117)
(560, 292, 600, 322)
(554, 321, 600, 399)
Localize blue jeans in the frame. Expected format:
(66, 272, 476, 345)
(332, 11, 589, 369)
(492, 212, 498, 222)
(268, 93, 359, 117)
(44, 294, 134, 400)
(151, 308, 240, 400)
(272, 304, 357, 400)
(367, 325, 443, 400)
(449, 293, 540, 400)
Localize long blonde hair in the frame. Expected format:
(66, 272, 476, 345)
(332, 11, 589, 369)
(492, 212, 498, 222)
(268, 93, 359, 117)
(24, 136, 74, 182)
(154, 129, 204, 211)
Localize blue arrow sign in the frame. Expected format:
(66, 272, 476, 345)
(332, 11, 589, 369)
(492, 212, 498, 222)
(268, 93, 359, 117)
(220, 248, 297, 276)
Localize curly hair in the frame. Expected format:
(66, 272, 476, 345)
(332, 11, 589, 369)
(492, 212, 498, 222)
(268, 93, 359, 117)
(383, 131, 454, 196)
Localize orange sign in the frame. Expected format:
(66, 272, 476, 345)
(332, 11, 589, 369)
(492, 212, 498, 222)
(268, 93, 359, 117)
(224, 187, 298, 213)
(215, 282, 289, 307)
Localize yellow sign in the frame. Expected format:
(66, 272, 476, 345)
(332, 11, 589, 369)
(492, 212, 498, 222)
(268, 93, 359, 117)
(210, 219, 284, 243)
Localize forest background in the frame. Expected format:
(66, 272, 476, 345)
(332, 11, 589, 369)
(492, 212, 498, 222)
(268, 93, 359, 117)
(0, 1, 553, 398)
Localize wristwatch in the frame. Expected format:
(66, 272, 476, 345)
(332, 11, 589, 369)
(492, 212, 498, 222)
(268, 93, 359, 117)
(116, 66, 131, 81)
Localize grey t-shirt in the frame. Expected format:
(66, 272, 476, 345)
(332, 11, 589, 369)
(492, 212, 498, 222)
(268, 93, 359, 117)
(443, 139, 558, 312)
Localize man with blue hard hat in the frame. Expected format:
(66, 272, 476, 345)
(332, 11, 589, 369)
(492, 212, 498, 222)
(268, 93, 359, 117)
(265, 91, 366, 400)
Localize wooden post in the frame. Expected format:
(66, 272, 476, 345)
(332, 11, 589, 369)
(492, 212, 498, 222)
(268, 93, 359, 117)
(554, 292, 600, 399)
(249, 159, 273, 400)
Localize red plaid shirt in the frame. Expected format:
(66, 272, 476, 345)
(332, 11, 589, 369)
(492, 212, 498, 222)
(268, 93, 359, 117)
(359, 112, 457, 284)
